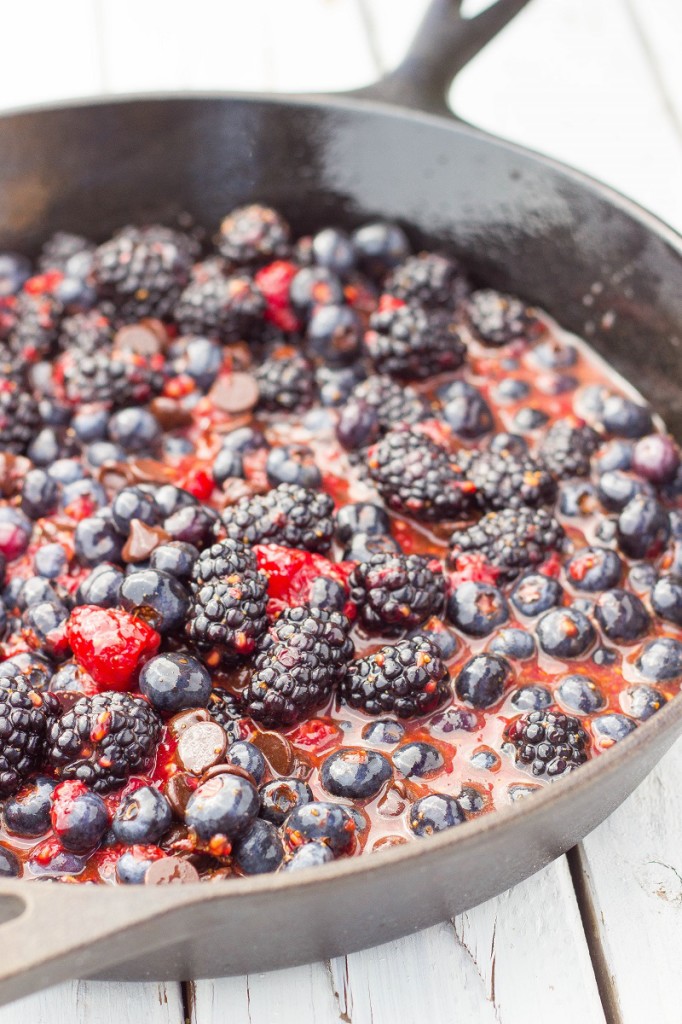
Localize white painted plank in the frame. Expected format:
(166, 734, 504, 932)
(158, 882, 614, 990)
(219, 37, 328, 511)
(0, 980, 183, 1024)
(577, 736, 682, 1024)
(192, 858, 605, 1024)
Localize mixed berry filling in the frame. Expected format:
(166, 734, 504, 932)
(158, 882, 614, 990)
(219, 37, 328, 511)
(0, 206, 677, 885)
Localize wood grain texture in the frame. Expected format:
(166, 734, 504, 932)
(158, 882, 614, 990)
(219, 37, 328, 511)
(0, 980, 183, 1024)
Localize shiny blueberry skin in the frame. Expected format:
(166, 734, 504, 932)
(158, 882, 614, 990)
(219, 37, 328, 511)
(61, 477, 107, 513)
(595, 588, 649, 643)
(284, 840, 335, 871)
(308, 303, 362, 365)
(290, 266, 344, 315)
(352, 222, 410, 278)
(592, 713, 637, 746)
(34, 543, 68, 579)
(16, 576, 61, 611)
(86, 441, 127, 466)
(266, 444, 322, 489)
(442, 380, 494, 439)
(632, 433, 680, 484)
(637, 638, 682, 681)
(489, 432, 528, 456)
(317, 365, 365, 407)
(21, 469, 59, 520)
(23, 600, 68, 648)
(233, 818, 284, 875)
(76, 562, 124, 607)
(361, 719, 405, 746)
(511, 573, 563, 617)
(413, 622, 458, 660)
(617, 495, 670, 560)
(163, 504, 217, 548)
(139, 652, 212, 714)
(593, 440, 634, 475)
(470, 748, 500, 771)
(0, 251, 30, 295)
(112, 486, 160, 534)
(48, 458, 85, 485)
(152, 484, 198, 518)
(455, 653, 511, 708)
(149, 542, 199, 580)
(226, 741, 267, 786)
(0, 652, 52, 685)
(28, 427, 71, 466)
(601, 395, 653, 438)
(393, 742, 444, 778)
(558, 481, 597, 517)
(409, 793, 465, 836)
(0, 845, 21, 878)
(185, 774, 260, 842)
(4, 776, 55, 837)
(185, 337, 223, 389)
(72, 406, 109, 443)
(116, 850, 160, 885)
(108, 408, 161, 453)
(621, 685, 667, 721)
(344, 531, 400, 562)
(120, 568, 190, 634)
(284, 801, 354, 853)
(531, 338, 577, 369)
(492, 378, 530, 404)
(565, 546, 622, 592)
(74, 516, 125, 566)
(336, 399, 380, 451)
(430, 706, 479, 734)
(488, 627, 536, 661)
(513, 407, 549, 431)
(458, 786, 487, 814)
(220, 426, 268, 456)
(510, 685, 552, 712)
(335, 502, 390, 544)
(112, 786, 172, 845)
(259, 778, 313, 827)
(536, 608, 595, 658)
(651, 575, 682, 626)
(597, 471, 651, 511)
(0, 506, 32, 561)
(49, 662, 85, 694)
(447, 581, 509, 638)
(557, 674, 606, 714)
(311, 227, 357, 276)
(52, 789, 110, 853)
(321, 748, 392, 800)
(213, 446, 244, 487)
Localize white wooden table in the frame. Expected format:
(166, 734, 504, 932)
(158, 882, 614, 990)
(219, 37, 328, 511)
(1, 1, 681, 1021)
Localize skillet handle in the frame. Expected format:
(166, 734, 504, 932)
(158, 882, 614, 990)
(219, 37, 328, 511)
(351, 0, 533, 118)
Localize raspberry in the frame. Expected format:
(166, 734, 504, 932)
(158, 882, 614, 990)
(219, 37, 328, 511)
(450, 507, 565, 581)
(222, 483, 335, 552)
(539, 418, 601, 478)
(461, 445, 556, 511)
(364, 303, 467, 379)
(174, 262, 266, 342)
(255, 346, 315, 411)
(467, 288, 543, 346)
(0, 674, 60, 797)
(254, 260, 300, 333)
(66, 606, 161, 690)
(349, 552, 446, 633)
(217, 204, 291, 265)
(385, 252, 469, 309)
(505, 708, 590, 776)
(341, 635, 451, 718)
(254, 544, 352, 613)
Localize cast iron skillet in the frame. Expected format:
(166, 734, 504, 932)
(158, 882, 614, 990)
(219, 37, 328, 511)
(0, 0, 680, 1004)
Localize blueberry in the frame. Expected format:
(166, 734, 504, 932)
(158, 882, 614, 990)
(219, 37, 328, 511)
(352, 222, 410, 278)
(594, 440, 634, 474)
(163, 504, 217, 547)
(266, 444, 321, 489)
(558, 481, 597, 517)
(336, 399, 380, 451)
(0, 506, 32, 560)
(16, 576, 61, 611)
(651, 575, 682, 626)
(457, 786, 486, 814)
(361, 719, 405, 745)
(23, 600, 68, 650)
(511, 573, 563, 617)
(344, 532, 400, 562)
(230, 818, 283, 875)
(594, 588, 649, 643)
(321, 748, 392, 800)
(185, 774, 259, 842)
(0, 845, 21, 878)
(85, 441, 126, 467)
(335, 504, 390, 546)
(34, 543, 68, 579)
(226, 741, 267, 786)
(597, 471, 651, 512)
(0, 652, 52, 685)
(290, 266, 344, 316)
(308, 304, 362, 365)
(311, 227, 357, 276)
(536, 608, 595, 658)
(116, 849, 161, 884)
(455, 653, 511, 708)
(49, 662, 86, 694)
(220, 427, 268, 456)
(61, 477, 107, 513)
(513, 407, 549, 431)
(149, 542, 199, 579)
(52, 786, 109, 853)
(617, 495, 670, 559)
(4, 776, 55, 837)
(492, 378, 530, 404)
(592, 713, 637, 746)
(447, 581, 508, 637)
(595, 517, 618, 544)
(112, 486, 160, 534)
(153, 486, 198, 520)
(74, 516, 125, 566)
(488, 432, 528, 456)
(109, 408, 160, 452)
(21, 469, 59, 520)
(510, 685, 552, 712)
(163, 437, 195, 458)
(185, 337, 223, 389)
(302, 408, 335, 434)
(409, 793, 465, 836)
(592, 646, 617, 666)
(308, 575, 346, 612)
(47, 459, 84, 486)
(284, 841, 335, 871)
(637, 638, 682, 681)
(120, 569, 190, 634)
(393, 742, 443, 778)
(430, 706, 479, 734)
(565, 547, 622, 592)
(557, 673, 605, 714)
(284, 801, 355, 853)
(28, 428, 70, 466)
(531, 338, 577, 369)
(76, 562, 124, 607)
(259, 778, 313, 827)
(0, 252, 30, 295)
(317, 365, 364, 407)
(112, 786, 172, 845)
(213, 447, 244, 487)
(470, 748, 500, 771)
(139, 652, 211, 714)
(622, 685, 667, 722)
(537, 373, 578, 396)
(442, 380, 493, 439)
(72, 406, 110, 443)
(489, 627, 536, 661)
(601, 395, 653, 438)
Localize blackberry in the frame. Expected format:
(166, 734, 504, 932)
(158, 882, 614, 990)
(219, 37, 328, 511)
(222, 483, 334, 552)
(450, 507, 564, 580)
(467, 288, 543, 346)
(364, 303, 467, 380)
(207, 688, 247, 741)
(58, 310, 112, 355)
(462, 445, 556, 511)
(256, 346, 315, 411)
(539, 418, 601, 478)
(217, 204, 291, 265)
(192, 539, 257, 585)
(186, 567, 269, 665)
(0, 675, 59, 797)
(174, 263, 265, 342)
(46, 691, 162, 793)
(385, 252, 469, 309)
(367, 426, 477, 522)
(242, 606, 353, 727)
(349, 552, 446, 634)
(56, 348, 162, 408)
(39, 232, 94, 273)
(9, 292, 61, 363)
(91, 225, 197, 321)
(0, 381, 42, 454)
(341, 635, 451, 718)
(506, 707, 589, 777)
(349, 375, 430, 431)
